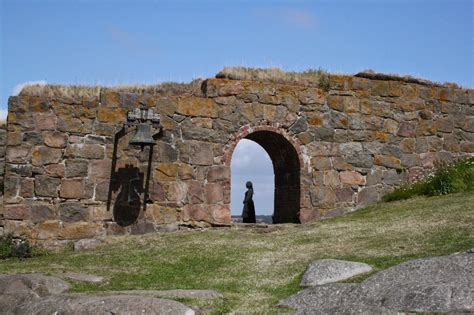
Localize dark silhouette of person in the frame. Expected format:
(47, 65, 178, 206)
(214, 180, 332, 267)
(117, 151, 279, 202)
(242, 181, 256, 223)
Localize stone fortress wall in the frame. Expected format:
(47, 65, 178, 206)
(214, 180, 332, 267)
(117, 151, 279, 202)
(1, 68, 473, 247)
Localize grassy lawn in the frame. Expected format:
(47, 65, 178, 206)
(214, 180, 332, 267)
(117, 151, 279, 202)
(1, 191, 473, 313)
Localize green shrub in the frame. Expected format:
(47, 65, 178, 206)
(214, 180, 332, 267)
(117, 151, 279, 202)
(0, 234, 34, 259)
(383, 157, 474, 202)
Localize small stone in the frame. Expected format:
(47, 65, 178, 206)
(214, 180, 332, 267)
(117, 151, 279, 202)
(289, 117, 308, 134)
(358, 186, 380, 206)
(60, 179, 84, 199)
(44, 131, 68, 148)
(65, 159, 89, 178)
(45, 163, 66, 177)
(35, 175, 61, 197)
(31, 203, 57, 223)
(205, 183, 224, 203)
(374, 155, 401, 169)
(301, 259, 373, 286)
(397, 121, 417, 137)
(310, 187, 336, 208)
(35, 113, 57, 130)
(339, 171, 365, 185)
(59, 202, 89, 222)
(4, 204, 29, 220)
(206, 166, 230, 182)
(66, 144, 104, 159)
(32, 146, 63, 166)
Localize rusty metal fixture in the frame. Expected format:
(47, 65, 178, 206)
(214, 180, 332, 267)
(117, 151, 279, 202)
(125, 106, 161, 149)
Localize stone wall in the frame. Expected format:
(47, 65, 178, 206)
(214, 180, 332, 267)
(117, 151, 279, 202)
(0, 121, 6, 235)
(3, 71, 474, 247)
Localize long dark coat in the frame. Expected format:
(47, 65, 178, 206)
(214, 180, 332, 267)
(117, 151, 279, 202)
(242, 188, 256, 223)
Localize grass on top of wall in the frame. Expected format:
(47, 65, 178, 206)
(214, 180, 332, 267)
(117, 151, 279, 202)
(383, 156, 474, 202)
(1, 191, 473, 313)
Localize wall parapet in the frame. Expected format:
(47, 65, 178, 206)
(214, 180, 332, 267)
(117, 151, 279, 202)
(3, 69, 474, 247)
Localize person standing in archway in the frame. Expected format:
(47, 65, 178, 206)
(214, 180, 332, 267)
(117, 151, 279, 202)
(242, 181, 256, 223)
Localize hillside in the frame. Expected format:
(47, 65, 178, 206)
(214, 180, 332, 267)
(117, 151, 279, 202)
(1, 191, 473, 313)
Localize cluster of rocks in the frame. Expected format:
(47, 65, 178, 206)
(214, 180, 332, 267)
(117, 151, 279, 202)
(280, 251, 474, 314)
(1, 69, 473, 245)
(0, 273, 222, 314)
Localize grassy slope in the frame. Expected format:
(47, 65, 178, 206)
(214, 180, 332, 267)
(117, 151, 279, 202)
(1, 192, 473, 313)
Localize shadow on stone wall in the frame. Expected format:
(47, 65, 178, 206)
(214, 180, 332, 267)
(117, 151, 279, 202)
(107, 127, 154, 227)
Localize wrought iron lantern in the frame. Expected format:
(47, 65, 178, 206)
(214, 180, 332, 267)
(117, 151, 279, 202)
(125, 106, 161, 150)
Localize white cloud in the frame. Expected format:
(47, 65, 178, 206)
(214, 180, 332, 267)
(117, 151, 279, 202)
(12, 80, 47, 96)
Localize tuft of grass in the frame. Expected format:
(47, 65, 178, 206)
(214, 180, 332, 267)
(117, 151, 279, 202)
(0, 233, 40, 259)
(356, 69, 464, 89)
(17, 79, 204, 99)
(216, 66, 331, 90)
(383, 157, 474, 202)
(1, 192, 473, 313)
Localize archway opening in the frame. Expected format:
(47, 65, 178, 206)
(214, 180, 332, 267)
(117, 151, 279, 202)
(230, 130, 301, 224)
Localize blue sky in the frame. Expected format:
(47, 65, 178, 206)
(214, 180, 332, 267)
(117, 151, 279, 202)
(1, 0, 472, 215)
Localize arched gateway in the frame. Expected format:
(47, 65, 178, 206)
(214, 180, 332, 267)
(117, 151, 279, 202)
(225, 125, 304, 223)
(2, 68, 472, 247)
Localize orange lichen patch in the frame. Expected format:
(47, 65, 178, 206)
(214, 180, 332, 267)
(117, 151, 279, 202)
(176, 97, 218, 118)
(368, 131, 390, 142)
(307, 113, 323, 126)
(97, 107, 127, 123)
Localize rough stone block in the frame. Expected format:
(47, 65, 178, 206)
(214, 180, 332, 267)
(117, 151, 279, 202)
(6, 146, 31, 163)
(66, 144, 104, 159)
(31, 203, 57, 223)
(145, 204, 177, 224)
(34, 113, 57, 130)
(182, 204, 209, 222)
(60, 179, 84, 199)
(32, 146, 63, 166)
(397, 121, 417, 137)
(60, 222, 104, 240)
(35, 175, 60, 197)
(301, 259, 373, 286)
(45, 163, 66, 178)
(94, 181, 110, 201)
(4, 204, 30, 220)
(339, 171, 365, 185)
(311, 187, 336, 208)
(154, 163, 178, 181)
(97, 107, 127, 123)
(205, 183, 224, 204)
(374, 155, 401, 169)
(19, 178, 34, 198)
(44, 131, 68, 148)
(65, 159, 89, 178)
(358, 186, 380, 206)
(176, 97, 218, 118)
(59, 202, 88, 222)
(187, 181, 205, 204)
(206, 166, 230, 182)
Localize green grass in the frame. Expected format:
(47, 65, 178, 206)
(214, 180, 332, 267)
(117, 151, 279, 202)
(383, 157, 474, 202)
(1, 192, 473, 313)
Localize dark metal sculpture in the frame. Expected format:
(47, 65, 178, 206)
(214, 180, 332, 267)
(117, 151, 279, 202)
(242, 181, 256, 223)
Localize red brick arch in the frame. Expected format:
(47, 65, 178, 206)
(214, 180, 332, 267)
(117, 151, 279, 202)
(224, 122, 306, 223)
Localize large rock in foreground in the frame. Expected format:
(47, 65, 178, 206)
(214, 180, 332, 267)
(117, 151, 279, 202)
(0, 273, 195, 315)
(280, 251, 474, 314)
(300, 259, 373, 286)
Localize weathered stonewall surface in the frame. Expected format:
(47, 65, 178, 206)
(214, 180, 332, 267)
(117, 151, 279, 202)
(0, 273, 195, 315)
(280, 251, 474, 314)
(300, 259, 373, 286)
(3, 69, 474, 245)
